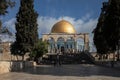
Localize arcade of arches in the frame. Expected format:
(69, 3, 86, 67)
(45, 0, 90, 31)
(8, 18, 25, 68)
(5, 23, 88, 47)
(42, 20, 89, 54)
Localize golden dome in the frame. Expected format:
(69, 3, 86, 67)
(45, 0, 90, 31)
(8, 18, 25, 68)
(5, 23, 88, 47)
(51, 20, 76, 34)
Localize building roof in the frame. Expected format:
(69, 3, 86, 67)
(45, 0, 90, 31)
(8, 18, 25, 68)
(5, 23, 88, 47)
(51, 20, 76, 34)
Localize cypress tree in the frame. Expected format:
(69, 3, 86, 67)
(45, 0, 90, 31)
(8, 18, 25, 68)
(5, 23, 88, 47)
(103, 0, 120, 60)
(93, 0, 120, 60)
(93, 2, 109, 54)
(103, 0, 120, 52)
(15, 0, 38, 60)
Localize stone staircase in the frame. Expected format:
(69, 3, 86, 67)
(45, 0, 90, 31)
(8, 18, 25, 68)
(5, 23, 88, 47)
(42, 51, 95, 64)
(78, 51, 95, 64)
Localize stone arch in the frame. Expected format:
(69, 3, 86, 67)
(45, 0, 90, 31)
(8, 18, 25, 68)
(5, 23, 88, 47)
(76, 35, 84, 40)
(48, 37, 55, 43)
(66, 37, 75, 49)
(42, 33, 89, 53)
(48, 37, 55, 53)
(57, 37, 65, 41)
(76, 34, 89, 51)
(76, 38, 84, 52)
(57, 37, 65, 46)
(56, 37, 65, 52)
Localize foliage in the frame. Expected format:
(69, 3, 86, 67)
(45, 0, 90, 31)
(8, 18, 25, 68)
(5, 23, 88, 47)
(0, 0, 15, 15)
(103, 0, 120, 52)
(10, 42, 18, 55)
(0, 27, 12, 35)
(29, 39, 48, 61)
(93, 10, 108, 54)
(0, 0, 15, 29)
(14, 0, 38, 59)
(10, 42, 21, 60)
(93, 0, 120, 54)
(10, 42, 24, 55)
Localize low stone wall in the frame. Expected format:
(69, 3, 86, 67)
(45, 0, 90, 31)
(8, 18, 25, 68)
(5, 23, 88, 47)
(0, 61, 36, 74)
(0, 61, 11, 74)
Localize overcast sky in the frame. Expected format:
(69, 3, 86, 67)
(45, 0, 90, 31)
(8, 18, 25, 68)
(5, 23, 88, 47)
(1, 0, 108, 49)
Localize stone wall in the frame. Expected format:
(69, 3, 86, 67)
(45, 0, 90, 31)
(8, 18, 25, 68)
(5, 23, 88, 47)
(0, 42, 11, 60)
(0, 61, 36, 74)
(0, 42, 30, 61)
(0, 61, 11, 74)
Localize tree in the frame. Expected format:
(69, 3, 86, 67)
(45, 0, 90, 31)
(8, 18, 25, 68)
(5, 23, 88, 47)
(93, 2, 109, 55)
(0, 0, 15, 29)
(0, 0, 15, 15)
(14, 0, 38, 60)
(103, 0, 120, 52)
(103, 0, 120, 60)
(10, 42, 20, 60)
(29, 39, 48, 63)
(93, 0, 120, 60)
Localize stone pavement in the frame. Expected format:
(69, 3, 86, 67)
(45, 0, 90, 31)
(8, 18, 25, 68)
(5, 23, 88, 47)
(95, 61, 120, 70)
(0, 64, 120, 80)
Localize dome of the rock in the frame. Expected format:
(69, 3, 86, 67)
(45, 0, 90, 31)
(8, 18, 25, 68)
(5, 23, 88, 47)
(51, 20, 76, 34)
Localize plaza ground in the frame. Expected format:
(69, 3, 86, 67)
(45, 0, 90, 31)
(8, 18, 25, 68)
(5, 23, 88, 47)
(0, 64, 120, 80)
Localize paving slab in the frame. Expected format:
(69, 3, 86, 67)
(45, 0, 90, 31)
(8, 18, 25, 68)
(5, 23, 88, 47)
(0, 64, 120, 80)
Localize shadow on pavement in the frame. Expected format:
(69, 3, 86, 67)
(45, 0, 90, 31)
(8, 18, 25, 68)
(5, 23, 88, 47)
(13, 64, 120, 77)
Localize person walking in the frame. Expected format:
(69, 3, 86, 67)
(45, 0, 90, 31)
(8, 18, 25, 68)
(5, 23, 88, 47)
(54, 53, 61, 66)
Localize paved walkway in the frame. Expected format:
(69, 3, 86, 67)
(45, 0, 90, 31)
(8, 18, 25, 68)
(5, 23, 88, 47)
(0, 64, 120, 80)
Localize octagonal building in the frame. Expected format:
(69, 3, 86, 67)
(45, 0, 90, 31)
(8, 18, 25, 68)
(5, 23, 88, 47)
(42, 20, 89, 54)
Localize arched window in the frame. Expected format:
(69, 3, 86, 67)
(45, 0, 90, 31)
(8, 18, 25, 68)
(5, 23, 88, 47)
(57, 37, 65, 48)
